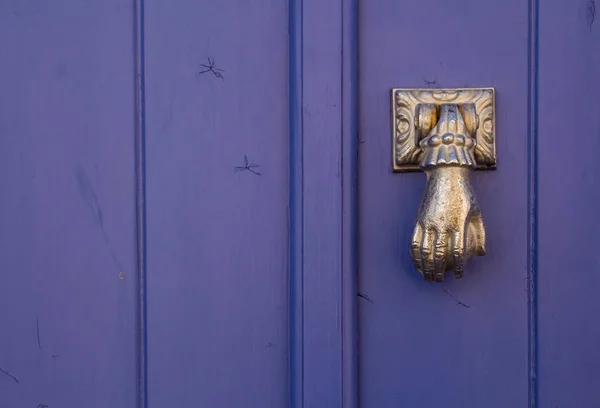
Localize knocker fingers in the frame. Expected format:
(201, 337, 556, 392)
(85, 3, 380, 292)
(420, 228, 436, 281)
(452, 230, 465, 279)
(412, 223, 478, 281)
(412, 224, 452, 281)
(410, 222, 424, 276)
(433, 231, 448, 282)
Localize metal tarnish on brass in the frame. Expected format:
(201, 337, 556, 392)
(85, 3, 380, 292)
(391, 88, 495, 282)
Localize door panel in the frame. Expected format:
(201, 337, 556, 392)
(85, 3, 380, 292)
(143, 1, 289, 407)
(538, 1, 600, 406)
(0, 2, 137, 407)
(358, 1, 529, 406)
(3, 1, 599, 407)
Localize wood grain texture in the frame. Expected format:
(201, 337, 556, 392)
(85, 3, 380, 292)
(537, 0, 600, 406)
(358, 0, 530, 406)
(143, 1, 289, 407)
(0, 1, 137, 407)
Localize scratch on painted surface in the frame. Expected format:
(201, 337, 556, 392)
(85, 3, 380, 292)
(75, 165, 124, 273)
(443, 288, 471, 308)
(234, 155, 261, 176)
(197, 57, 224, 80)
(75, 165, 105, 229)
(423, 77, 437, 88)
(358, 292, 374, 304)
(0, 367, 19, 384)
(36, 315, 42, 350)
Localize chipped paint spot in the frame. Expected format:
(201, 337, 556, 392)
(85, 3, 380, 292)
(119, 272, 125, 279)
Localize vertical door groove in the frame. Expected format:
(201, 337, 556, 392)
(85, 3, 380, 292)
(527, 0, 539, 406)
(134, 0, 148, 407)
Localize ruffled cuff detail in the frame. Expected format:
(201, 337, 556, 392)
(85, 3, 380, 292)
(419, 133, 477, 168)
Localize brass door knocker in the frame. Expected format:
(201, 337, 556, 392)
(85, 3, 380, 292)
(391, 88, 496, 282)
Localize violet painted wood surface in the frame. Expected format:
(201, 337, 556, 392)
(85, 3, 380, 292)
(358, 1, 529, 406)
(144, 0, 358, 406)
(2, 0, 600, 407)
(289, 0, 358, 406)
(143, 2, 289, 407)
(538, 0, 600, 406)
(0, 1, 137, 407)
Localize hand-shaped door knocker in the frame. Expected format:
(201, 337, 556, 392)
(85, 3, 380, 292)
(392, 88, 496, 282)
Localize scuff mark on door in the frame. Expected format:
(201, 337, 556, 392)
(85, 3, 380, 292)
(75, 165, 124, 274)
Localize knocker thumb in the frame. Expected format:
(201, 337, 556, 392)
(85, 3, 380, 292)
(466, 208, 486, 258)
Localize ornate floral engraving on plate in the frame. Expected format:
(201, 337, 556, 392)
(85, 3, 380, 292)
(391, 88, 496, 172)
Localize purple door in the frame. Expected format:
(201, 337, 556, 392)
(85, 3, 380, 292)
(358, 1, 600, 407)
(1, 1, 598, 407)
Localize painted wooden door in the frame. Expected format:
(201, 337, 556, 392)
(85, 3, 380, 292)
(357, 0, 600, 407)
(1, 1, 598, 408)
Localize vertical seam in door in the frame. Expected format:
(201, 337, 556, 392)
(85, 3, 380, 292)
(527, 0, 539, 406)
(340, 0, 359, 407)
(134, 0, 148, 407)
(289, 0, 304, 407)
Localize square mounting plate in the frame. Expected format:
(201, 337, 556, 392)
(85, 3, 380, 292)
(391, 87, 496, 172)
